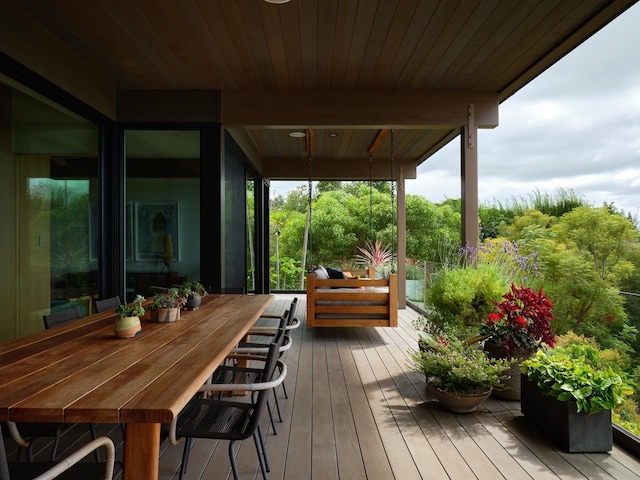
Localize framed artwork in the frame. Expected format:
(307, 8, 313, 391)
(135, 202, 179, 262)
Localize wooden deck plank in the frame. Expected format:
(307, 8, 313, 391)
(349, 327, 422, 480)
(333, 328, 395, 480)
(311, 329, 339, 479)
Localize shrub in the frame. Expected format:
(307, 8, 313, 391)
(427, 263, 508, 330)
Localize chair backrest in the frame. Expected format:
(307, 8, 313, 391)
(278, 311, 289, 331)
(43, 306, 83, 329)
(249, 329, 286, 429)
(95, 295, 121, 313)
(287, 298, 298, 328)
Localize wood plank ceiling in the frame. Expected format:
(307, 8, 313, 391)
(2, 0, 636, 180)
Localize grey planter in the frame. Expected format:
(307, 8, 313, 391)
(521, 374, 612, 452)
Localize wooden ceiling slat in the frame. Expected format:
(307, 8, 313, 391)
(473, 1, 576, 91)
(441, 0, 527, 90)
(354, 1, 399, 89)
(329, 1, 359, 90)
(422, 0, 502, 89)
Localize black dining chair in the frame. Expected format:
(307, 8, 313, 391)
(94, 296, 121, 314)
(1, 424, 120, 480)
(42, 306, 83, 329)
(170, 332, 287, 480)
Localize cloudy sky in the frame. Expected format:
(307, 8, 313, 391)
(406, 2, 640, 215)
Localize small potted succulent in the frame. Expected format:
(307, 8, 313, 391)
(179, 280, 208, 310)
(410, 329, 509, 413)
(114, 295, 145, 338)
(520, 339, 634, 452)
(151, 288, 186, 322)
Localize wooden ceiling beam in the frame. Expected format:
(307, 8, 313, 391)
(222, 91, 499, 129)
(368, 129, 389, 154)
(263, 157, 417, 181)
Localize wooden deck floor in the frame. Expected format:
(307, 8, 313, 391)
(6, 293, 640, 479)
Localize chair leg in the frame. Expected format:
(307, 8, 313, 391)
(50, 434, 61, 462)
(179, 437, 193, 480)
(253, 431, 269, 480)
(281, 380, 289, 399)
(266, 400, 277, 435)
(90, 423, 101, 462)
(273, 389, 283, 422)
(256, 424, 270, 472)
(228, 440, 240, 480)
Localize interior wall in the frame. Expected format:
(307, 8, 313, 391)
(0, 87, 16, 342)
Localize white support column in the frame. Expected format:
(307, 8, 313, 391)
(461, 103, 479, 252)
(397, 166, 406, 309)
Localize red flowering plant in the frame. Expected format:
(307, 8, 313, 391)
(479, 283, 555, 357)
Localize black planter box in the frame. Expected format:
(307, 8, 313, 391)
(521, 374, 612, 452)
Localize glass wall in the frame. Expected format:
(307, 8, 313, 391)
(0, 74, 99, 342)
(124, 130, 200, 301)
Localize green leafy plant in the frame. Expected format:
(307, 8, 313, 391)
(521, 342, 634, 414)
(152, 288, 186, 309)
(116, 295, 145, 318)
(180, 280, 207, 297)
(410, 330, 509, 395)
(427, 263, 508, 329)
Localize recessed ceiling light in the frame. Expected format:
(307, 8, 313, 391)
(329, 132, 338, 137)
(289, 131, 306, 138)
(264, 0, 290, 3)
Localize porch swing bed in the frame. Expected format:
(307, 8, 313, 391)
(306, 266, 398, 327)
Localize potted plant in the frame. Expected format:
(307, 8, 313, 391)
(151, 288, 186, 322)
(410, 329, 509, 413)
(114, 295, 145, 338)
(180, 280, 207, 310)
(470, 283, 555, 400)
(520, 340, 634, 452)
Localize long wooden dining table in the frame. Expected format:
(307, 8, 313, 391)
(0, 293, 274, 479)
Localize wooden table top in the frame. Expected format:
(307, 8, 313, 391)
(0, 294, 273, 425)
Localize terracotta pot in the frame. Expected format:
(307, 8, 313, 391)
(114, 316, 141, 338)
(427, 385, 491, 413)
(153, 307, 179, 323)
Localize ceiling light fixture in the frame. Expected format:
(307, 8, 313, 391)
(329, 132, 338, 137)
(289, 131, 306, 138)
(264, 0, 290, 3)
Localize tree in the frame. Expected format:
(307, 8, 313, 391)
(522, 206, 639, 351)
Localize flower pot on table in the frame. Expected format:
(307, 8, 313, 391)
(520, 374, 612, 452)
(114, 316, 141, 338)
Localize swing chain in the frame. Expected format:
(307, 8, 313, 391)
(390, 129, 396, 274)
(307, 130, 313, 270)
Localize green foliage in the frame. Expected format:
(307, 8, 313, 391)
(499, 209, 555, 239)
(180, 280, 207, 297)
(152, 288, 186, 309)
(427, 263, 508, 330)
(410, 330, 509, 395)
(521, 341, 634, 414)
(116, 295, 145, 318)
(524, 206, 638, 344)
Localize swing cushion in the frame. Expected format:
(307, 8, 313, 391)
(311, 265, 329, 279)
(326, 267, 346, 279)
